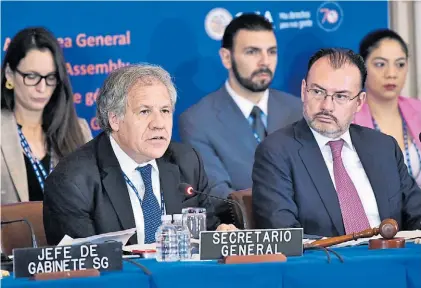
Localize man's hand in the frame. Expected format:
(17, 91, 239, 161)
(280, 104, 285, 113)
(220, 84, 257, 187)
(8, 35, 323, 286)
(216, 224, 238, 231)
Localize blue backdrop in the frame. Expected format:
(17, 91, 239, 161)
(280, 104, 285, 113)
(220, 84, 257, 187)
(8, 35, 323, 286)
(1, 1, 389, 140)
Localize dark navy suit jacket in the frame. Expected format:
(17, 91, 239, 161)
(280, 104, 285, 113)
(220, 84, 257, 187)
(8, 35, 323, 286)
(43, 133, 220, 245)
(179, 85, 302, 200)
(252, 118, 421, 236)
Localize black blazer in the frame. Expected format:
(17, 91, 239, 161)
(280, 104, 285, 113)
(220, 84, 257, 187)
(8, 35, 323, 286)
(43, 132, 220, 245)
(252, 118, 421, 237)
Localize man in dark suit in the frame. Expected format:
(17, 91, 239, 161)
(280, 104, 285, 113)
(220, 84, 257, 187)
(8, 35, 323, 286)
(252, 48, 421, 237)
(179, 14, 302, 219)
(43, 64, 236, 245)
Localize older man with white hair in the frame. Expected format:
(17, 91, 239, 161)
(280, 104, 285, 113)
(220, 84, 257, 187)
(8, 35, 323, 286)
(43, 63, 235, 246)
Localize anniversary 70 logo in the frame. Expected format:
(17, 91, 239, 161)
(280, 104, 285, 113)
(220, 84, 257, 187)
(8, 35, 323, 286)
(317, 1, 344, 32)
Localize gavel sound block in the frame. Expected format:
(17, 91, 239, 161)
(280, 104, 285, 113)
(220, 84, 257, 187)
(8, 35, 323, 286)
(304, 219, 405, 250)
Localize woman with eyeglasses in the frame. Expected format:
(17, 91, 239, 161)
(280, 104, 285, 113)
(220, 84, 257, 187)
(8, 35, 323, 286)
(1, 27, 92, 204)
(353, 29, 421, 187)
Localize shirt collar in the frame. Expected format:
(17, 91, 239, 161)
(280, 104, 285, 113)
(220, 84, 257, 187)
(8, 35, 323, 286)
(109, 135, 158, 176)
(309, 126, 355, 152)
(225, 80, 269, 118)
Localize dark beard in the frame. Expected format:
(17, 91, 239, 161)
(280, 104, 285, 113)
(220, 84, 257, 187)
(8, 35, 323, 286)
(231, 58, 273, 92)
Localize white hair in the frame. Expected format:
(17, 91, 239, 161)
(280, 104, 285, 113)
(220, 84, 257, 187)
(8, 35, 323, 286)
(96, 63, 177, 133)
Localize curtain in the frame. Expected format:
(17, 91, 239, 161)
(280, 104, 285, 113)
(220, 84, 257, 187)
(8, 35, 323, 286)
(389, 1, 419, 99)
(414, 2, 421, 99)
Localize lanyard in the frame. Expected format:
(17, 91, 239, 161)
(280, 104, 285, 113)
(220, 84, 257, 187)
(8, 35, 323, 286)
(122, 173, 165, 215)
(17, 126, 53, 191)
(372, 115, 421, 178)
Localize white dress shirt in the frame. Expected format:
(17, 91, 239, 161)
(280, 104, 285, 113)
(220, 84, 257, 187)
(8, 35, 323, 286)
(109, 135, 163, 244)
(310, 128, 381, 228)
(225, 80, 269, 128)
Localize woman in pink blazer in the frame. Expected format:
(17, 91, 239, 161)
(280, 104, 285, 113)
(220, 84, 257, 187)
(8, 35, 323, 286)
(354, 29, 421, 186)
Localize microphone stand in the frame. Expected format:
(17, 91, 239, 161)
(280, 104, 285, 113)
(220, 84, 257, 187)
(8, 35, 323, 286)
(179, 184, 249, 229)
(1, 219, 38, 248)
(197, 191, 249, 229)
(1, 218, 39, 272)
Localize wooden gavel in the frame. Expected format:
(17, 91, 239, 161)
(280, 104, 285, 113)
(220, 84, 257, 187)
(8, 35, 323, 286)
(304, 218, 399, 249)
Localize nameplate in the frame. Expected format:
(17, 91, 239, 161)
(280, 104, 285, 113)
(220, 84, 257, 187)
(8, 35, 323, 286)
(13, 242, 122, 278)
(199, 228, 303, 260)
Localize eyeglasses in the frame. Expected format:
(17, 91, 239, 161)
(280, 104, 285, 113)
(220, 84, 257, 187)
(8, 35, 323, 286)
(306, 87, 362, 105)
(15, 69, 58, 87)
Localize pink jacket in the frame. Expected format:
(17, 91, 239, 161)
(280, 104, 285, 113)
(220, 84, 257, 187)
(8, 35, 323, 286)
(353, 96, 421, 151)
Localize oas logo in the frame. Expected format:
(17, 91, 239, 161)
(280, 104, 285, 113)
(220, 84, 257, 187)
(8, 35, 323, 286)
(205, 8, 233, 40)
(317, 1, 343, 32)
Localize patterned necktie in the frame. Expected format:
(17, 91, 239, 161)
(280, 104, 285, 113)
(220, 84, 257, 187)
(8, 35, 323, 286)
(137, 164, 162, 244)
(328, 140, 371, 234)
(250, 106, 267, 142)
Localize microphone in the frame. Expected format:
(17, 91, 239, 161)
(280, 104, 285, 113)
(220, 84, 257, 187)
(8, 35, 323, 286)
(178, 183, 249, 229)
(1, 218, 38, 248)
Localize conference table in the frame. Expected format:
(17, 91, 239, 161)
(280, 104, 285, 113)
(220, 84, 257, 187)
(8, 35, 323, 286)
(2, 243, 420, 288)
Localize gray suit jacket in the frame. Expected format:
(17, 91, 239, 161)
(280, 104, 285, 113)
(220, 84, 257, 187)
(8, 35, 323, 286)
(1, 109, 93, 204)
(178, 85, 302, 199)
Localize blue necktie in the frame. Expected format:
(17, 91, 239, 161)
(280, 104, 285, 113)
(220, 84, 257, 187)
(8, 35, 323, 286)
(250, 106, 267, 142)
(137, 164, 162, 244)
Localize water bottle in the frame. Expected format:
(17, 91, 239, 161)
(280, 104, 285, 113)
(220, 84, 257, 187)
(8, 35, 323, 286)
(173, 214, 191, 261)
(155, 215, 179, 262)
